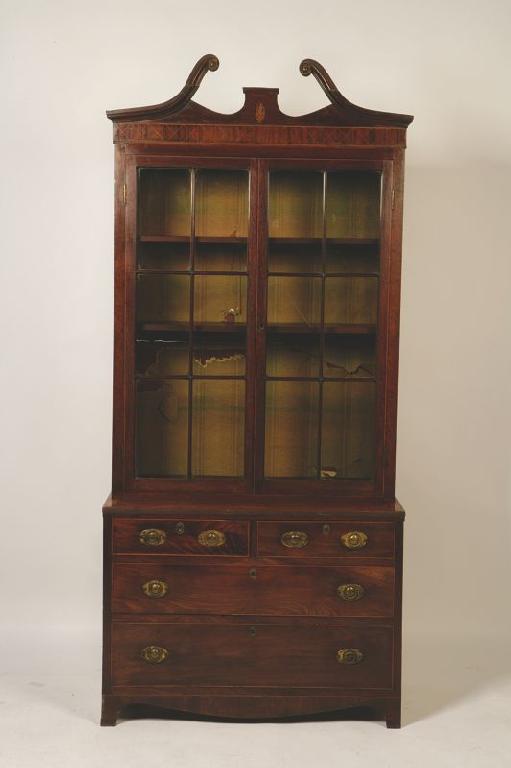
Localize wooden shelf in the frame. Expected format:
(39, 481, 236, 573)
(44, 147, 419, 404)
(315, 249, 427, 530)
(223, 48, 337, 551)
(139, 235, 375, 246)
(196, 237, 247, 244)
(139, 235, 189, 243)
(139, 322, 247, 334)
(269, 237, 379, 246)
(140, 320, 376, 336)
(137, 269, 247, 276)
(140, 322, 374, 335)
(267, 323, 376, 335)
(139, 235, 247, 244)
(267, 271, 379, 278)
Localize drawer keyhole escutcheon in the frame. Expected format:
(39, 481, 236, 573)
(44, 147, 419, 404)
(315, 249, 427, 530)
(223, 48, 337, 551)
(139, 528, 166, 547)
(280, 530, 309, 549)
(141, 646, 168, 664)
(337, 648, 364, 665)
(249, 626, 257, 637)
(249, 568, 257, 579)
(337, 583, 365, 601)
(198, 529, 226, 548)
(341, 531, 368, 550)
(142, 579, 168, 598)
(175, 522, 185, 535)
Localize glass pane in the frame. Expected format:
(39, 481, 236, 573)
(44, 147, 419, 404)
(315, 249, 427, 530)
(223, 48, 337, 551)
(192, 332, 246, 376)
(135, 166, 251, 484)
(267, 276, 321, 328)
(266, 334, 320, 378)
(193, 275, 247, 325)
(195, 242, 246, 272)
(324, 277, 378, 325)
(326, 171, 380, 239)
(268, 241, 322, 274)
(139, 169, 190, 237)
(138, 242, 189, 271)
(324, 335, 376, 379)
(137, 274, 190, 324)
(264, 381, 319, 478)
(136, 379, 188, 477)
(136, 336, 189, 377)
(192, 380, 245, 476)
(195, 170, 248, 238)
(325, 244, 379, 274)
(269, 171, 323, 238)
(321, 382, 375, 479)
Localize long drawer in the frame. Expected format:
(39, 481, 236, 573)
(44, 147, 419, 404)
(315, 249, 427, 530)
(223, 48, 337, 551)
(113, 519, 249, 556)
(257, 521, 395, 559)
(112, 563, 394, 617)
(111, 621, 394, 690)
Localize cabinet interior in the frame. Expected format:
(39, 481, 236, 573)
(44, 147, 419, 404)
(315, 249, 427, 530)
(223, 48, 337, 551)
(135, 165, 381, 483)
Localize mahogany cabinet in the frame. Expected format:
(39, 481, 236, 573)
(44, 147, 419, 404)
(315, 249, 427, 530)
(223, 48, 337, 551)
(102, 54, 413, 727)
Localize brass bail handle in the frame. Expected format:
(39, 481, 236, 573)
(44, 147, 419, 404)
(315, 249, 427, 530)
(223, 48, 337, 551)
(141, 646, 168, 664)
(337, 583, 365, 601)
(280, 530, 309, 549)
(197, 529, 226, 548)
(337, 648, 364, 665)
(139, 528, 166, 547)
(341, 531, 368, 550)
(142, 579, 168, 598)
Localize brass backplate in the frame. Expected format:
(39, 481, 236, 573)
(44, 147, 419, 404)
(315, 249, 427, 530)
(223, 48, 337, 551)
(337, 583, 365, 601)
(198, 529, 226, 548)
(337, 648, 364, 665)
(142, 579, 168, 598)
(280, 530, 310, 549)
(141, 646, 168, 664)
(341, 531, 368, 550)
(139, 528, 166, 547)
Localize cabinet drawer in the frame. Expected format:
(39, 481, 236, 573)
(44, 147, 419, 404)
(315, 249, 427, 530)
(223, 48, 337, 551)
(112, 519, 249, 556)
(112, 563, 394, 617)
(257, 521, 394, 559)
(111, 621, 394, 690)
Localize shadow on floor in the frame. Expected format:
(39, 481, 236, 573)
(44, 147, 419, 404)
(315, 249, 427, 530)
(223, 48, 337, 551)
(19, 633, 511, 728)
(402, 634, 511, 725)
(119, 703, 383, 726)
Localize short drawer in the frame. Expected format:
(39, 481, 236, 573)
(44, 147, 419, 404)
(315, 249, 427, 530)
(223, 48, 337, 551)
(111, 621, 394, 690)
(257, 521, 395, 559)
(112, 563, 394, 617)
(112, 519, 249, 556)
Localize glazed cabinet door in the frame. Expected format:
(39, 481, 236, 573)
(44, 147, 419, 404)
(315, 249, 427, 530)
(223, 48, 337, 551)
(257, 159, 392, 496)
(118, 155, 393, 496)
(125, 157, 257, 492)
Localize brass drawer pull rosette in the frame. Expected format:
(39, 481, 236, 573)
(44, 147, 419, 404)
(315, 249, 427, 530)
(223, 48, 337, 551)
(141, 579, 168, 598)
(138, 528, 166, 547)
(341, 531, 368, 550)
(337, 648, 364, 665)
(337, 583, 365, 601)
(197, 529, 226, 548)
(280, 530, 309, 549)
(141, 646, 168, 664)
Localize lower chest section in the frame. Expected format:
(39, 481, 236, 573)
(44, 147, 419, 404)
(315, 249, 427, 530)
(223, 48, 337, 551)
(105, 515, 402, 696)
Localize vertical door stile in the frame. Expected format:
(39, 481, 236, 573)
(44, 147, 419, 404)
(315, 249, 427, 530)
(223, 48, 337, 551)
(124, 155, 138, 490)
(187, 168, 196, 480)
(379, 158, 396, 499)
(316, 170, 327, 479)
(253, 159, 268, 490)
(245, 159, 259, 490)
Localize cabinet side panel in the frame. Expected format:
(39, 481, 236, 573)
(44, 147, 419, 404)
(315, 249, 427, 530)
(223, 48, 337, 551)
(383, 149, 405, 499)
(102, 514, 113, 696)
(112, 145, 127, 491)
(393, 520, 404, 698)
